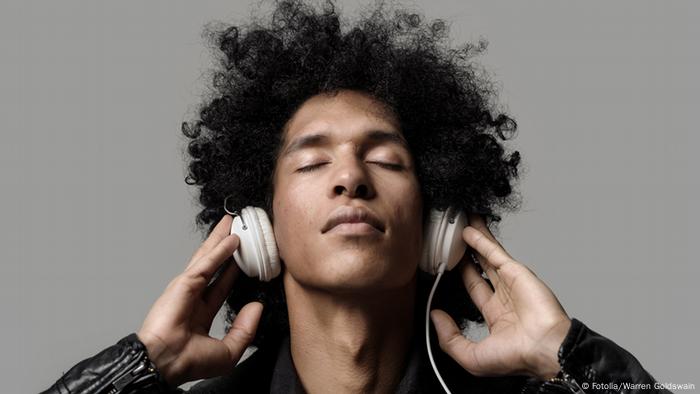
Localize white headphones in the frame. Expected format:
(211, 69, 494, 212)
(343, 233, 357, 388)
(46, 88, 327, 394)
(224, 200, 468, 394)
(224, 201, 468, 281)
(227, 205, 281, 282)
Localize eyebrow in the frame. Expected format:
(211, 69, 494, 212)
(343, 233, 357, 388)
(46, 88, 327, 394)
(280, 129, 409, 158)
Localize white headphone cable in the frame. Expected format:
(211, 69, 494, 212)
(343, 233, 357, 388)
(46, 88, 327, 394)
(425, 262, 452, 394)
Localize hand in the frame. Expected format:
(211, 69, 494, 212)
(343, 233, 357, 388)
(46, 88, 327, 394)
(137, 215, 263, 388)
(430, 214, 571, 380)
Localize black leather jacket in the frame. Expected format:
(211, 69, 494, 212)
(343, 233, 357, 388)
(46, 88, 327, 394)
(41, 318, 670, 394)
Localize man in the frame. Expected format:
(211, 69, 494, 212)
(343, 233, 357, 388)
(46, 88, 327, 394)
(43, 1, 667, 393)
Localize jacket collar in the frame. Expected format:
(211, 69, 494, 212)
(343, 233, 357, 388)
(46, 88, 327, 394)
(187, 329, 531, 394)
(269, 335, 425, 394)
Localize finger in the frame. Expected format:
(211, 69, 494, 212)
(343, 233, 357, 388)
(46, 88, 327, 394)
(473, 254, 502, 292)
(184, 234, 240, 287)
(467, 213, 513, 260)
(462, 226, 513, 270)
(430, 309, 484, 376)
(461, 259, 493, 311)
(221, 301, 264, 363)
(188, 215, 234, 269)
(202, 257, 241, 322)
(465, 214, 510, 288)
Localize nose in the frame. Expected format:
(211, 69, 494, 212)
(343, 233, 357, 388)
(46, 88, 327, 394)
(330, 155, 375, 199)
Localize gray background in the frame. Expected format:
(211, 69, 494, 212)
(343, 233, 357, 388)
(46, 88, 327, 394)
(1, 1, 697, 392)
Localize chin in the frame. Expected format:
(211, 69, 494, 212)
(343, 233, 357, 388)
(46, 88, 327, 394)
(283, 243, 420, 292)
(314, 253, 413, 293)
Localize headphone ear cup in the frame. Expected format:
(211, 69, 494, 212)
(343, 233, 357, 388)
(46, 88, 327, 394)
(252, 207, 280, 281)
(420, 208, 444, 274)
(441, 207, 469, 272)
(230, 206, 280, 282)
(420, 207, 469, 275)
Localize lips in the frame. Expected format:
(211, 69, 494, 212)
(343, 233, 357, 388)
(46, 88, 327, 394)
(322, 205, 385, 233)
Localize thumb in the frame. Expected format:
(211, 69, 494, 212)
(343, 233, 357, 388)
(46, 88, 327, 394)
(222, 301, 264, 363)
(430, 309, 463, 348)
(430, 309, 482, 375)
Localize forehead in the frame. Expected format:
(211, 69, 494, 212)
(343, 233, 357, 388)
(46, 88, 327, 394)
(281, 90, 402, 147)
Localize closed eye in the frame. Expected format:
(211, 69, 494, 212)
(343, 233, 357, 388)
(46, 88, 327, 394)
(296, 163, 328, 173)
(368, 161, 404, 171)
(296, 161, 403, 173)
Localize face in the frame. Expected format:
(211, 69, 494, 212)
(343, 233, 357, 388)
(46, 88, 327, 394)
(272, 90, 423, 293)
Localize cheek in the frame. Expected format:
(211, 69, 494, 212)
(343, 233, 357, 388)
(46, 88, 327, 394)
(400, 188, 424, 265)
(272, 180, 319, 260)
(391, 177, 422, 220)
(390, 180, 424, 246)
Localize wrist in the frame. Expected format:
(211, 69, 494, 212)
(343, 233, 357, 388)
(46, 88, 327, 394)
(528, 318, 572, 380)
(110, 333, 176, 392)
(136, 331, 182, 387)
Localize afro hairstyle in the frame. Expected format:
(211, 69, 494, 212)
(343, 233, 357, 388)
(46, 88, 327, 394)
(181, 0, 523, 347)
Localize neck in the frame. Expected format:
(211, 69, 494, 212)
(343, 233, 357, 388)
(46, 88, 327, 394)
(283, 271, 416, 394)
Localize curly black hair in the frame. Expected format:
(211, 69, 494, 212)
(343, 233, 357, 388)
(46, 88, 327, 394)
(181, 0, 522, 347)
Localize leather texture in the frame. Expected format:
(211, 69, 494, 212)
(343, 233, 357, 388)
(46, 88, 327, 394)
(40, 333, 174, 394)
(41, 319, 670, 393)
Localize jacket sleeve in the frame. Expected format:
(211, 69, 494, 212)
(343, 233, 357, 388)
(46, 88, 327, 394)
(523, 318, 671, 393)
(40, 333, 183, 394)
